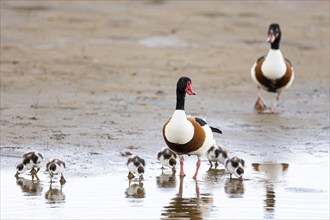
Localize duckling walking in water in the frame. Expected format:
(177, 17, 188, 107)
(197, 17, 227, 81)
(46, 159, 66, 185)
(15, 151, 43, 181)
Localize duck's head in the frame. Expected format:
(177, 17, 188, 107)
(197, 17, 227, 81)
(169, 158, 177, 168)
(177, 76, 196, 95)
(137, 166, 145, 176)
(15, 163, 27, 177)
(267, 23, 281, 49)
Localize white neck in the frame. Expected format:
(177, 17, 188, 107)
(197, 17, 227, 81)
(261, 49, 287, 80)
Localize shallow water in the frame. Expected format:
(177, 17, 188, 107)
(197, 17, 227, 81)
(1, 155, 329, 219)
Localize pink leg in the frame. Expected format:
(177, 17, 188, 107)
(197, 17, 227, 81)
(254, 87, 267, 111)
(178, 176, 184, 197)
(194, 179, 200, 199)
(270, 93, 281, 113)
(192, 158, 201, 179)
(179, 156, 186, 177)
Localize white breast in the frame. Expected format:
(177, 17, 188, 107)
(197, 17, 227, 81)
(165, 110, 194, 144)
(261, 49, 287, 80)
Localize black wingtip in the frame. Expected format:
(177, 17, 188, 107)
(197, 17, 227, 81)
(211, 127, 222, 134)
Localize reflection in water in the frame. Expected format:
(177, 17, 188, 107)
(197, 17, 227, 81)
(204, 168, 226, 184)
(162, 177, 213, 219)
(264, 185, 275, 218)
(252, 162, 289, 219)
(125, 181, 145, 199)
(15, 176, 43, 196)
(45, 183, 66, 204)
(224, 178, 245, 198)
(156, 173, 176, 188)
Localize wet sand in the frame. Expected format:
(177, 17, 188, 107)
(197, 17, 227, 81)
(1, 1, 329, 219)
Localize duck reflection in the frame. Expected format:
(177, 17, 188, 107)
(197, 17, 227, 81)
(156, 172, 176, 188)
(15, 176, 43, 196)
(161, 177, 213, 219)
(45, 183, 66, 204)
(125, 181, 145, 199)
(252, 162, 289, 219)
(204, 168, 226, 184)
(224, 178, 245, 198)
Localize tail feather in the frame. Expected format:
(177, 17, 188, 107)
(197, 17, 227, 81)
(211, 126, 222, 134)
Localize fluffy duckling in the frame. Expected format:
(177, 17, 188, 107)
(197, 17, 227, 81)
(15, 151, 43, 180)
(157, 147, 177, 173)
(225, 156, 245, 179)
(46, 159, 66, 185)
(127, 155, 145, 181)
(206, 142, 228, 169)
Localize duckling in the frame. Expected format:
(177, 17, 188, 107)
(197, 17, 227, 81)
(46, 159, 66, 185)
(206, 142, 228, 169)
(15, 151, 43, 180)
(225, 156, 245, 179)
(127, 155, 145, 181)
(157, 147, 177, 173)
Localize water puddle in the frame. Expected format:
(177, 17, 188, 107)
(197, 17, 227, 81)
(1, 158, 329, 219)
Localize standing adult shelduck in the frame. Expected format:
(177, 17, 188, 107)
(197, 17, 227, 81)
(162, 76, 222, 179)
(250, 23, 294, 112)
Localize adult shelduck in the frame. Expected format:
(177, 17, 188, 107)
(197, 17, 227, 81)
(162, 76, 222, 179)
(15, 151, 43, 180)
(250, 23, 294, 112)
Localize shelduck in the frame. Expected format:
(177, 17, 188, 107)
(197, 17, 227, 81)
(206, 142, 228, 169)
(15, 151, 43, 180)
(157, 147, 177, 173)
(250, 23, 294, 112)
(162, 76, 222, 179)
(46, 159, 66, 185)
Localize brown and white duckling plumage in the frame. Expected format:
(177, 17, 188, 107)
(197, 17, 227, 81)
(225, 156, 245, 179)
(162, 76, 222, 179)
(127, 155, 145, 181)
(250, 23, 294, 112)
(157, 147, 177, 173)
(206, 142, 228, 169)
(46, 159, 66, 185)
(15, 151, 43, 180)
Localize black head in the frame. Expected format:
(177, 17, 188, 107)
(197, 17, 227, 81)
(16, 163, 24, 172)
(176, 76, 195, 95)
(214, 148, 220, 158)
(137, 166, 144, 174)
(32, 154, 39, 164)
(169, 158, 177, 167)
(49, 163, 57, 172)
(237, 167, 244, 176)
(267, 23, 281, 49)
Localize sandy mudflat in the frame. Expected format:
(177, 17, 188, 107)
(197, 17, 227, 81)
(1, 1, 329, 170)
